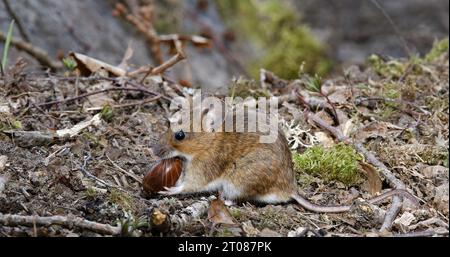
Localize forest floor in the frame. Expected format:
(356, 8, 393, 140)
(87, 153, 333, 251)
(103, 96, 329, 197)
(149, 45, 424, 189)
(0, 41, 448, 237)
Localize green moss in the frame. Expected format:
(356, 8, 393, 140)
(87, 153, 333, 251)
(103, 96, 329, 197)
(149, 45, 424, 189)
(215, 227, 235, 237)
(108, 190, 134, 212)
(303, 74, 323, 93)
(293, 143, 362, 186)
(217, 0, 331, 79)
(425, 38, 449, 62)
(0, 113, 22, 131)
(100, 104, 114, 122)
(62, 57, 77, 71)
(368, 54, 406, 79)
(444, 153, 449, 168)
(152, 1, 181, 33)
(229, 77, 270, 98)
(83, 187, 99, 199)
(383, 82, 401, 99)
(230, 208, 242, 219)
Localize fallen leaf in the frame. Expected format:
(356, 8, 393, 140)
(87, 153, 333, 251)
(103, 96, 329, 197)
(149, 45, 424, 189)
(70, 52, 126, 77)
(359, 162, 382, 195)
(207, 198, 236, 225)
(394, 212, 416, 227)
(314, 132, 334, 148)
(354, 121, 388, 142)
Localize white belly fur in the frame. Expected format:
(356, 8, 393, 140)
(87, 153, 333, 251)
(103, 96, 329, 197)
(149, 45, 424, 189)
(204, 179, 241, 199)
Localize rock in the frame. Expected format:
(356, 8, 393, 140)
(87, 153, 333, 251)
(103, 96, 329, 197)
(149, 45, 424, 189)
(421, 165, 449, 183)
(0, 155, 8, 171)
(433, 183, 449, 215)
(394, 212, 416, 228)
(350, 199, 385, 228)
(0, 175, 8, 193)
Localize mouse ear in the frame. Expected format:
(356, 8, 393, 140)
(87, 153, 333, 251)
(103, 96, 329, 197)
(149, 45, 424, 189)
(201, 99, 225, 133)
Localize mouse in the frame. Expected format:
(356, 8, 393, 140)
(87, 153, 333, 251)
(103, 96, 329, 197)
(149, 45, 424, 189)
(150, 99, 418, 213)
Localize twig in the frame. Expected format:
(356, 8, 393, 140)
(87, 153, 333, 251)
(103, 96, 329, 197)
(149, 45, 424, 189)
(80, 153, 127, 193)
(106, 155, 142, 184)
(85, 95, 162, 111)
(322, 91, 340, 125)
(129, 50, 186, 78)
(0, 31, 61, 70)
(394, 229, 448, 237)
(37, 86, 164, 107)
(27, 75, 172, 102)
(114, 3, 163, 65)
(0, 213, 122, 235)
(355, 96, 431, 115)
(158, 34, 211, 48)
(1, 0, 30, 42)
(150, 197, 213, 233)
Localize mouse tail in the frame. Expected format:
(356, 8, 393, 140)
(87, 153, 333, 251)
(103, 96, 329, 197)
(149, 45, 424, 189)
(291, 192, 351, 213)
(291, 189, 420, 213)
(367, 189, 420, 206)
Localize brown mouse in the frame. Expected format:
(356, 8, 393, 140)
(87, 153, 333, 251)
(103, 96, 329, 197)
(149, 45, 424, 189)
(151, 100, 418, 213)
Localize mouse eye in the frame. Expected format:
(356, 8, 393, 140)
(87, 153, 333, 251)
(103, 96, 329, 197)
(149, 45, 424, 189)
(174, 130, 185, 141)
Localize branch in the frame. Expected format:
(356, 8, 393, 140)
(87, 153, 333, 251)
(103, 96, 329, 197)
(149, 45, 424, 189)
(1, 0, 30, 42)
(0, 31, 62, 70)
(37, 86, 166, 107)
(150, 197, 212, 234)
(0, 213, 122, 235)
(304, 110, 407, 231)
(129, 50, 186, 78)
(114, 3, 163, 65)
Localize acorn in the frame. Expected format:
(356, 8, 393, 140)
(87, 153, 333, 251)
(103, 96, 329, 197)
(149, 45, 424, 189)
(143, 157, 183, 193)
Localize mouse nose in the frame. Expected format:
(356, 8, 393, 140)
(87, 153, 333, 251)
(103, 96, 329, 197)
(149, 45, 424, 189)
(150, 144, 170, 158)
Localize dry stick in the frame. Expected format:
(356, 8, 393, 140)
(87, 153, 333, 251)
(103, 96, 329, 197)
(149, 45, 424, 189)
(30, 75, 172, 103)
(0, 31, 62, 70)
(304, 111, 406, 231)
(80, 154, 128, 193)
(0, 213, 122, 235)
(158, 34, 211, 48)
(129, 50, 186, 78)
(106, 155, 143, 184)
(114, 3, 163, 65)
(150, 197, 213, 233)
(355, 97, 431, 115)
(1, 0, 30, 42)
(37, 86, 163, 107)
(394, 229, 448, 237)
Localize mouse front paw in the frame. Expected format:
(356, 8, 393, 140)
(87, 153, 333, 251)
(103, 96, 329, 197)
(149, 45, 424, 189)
(158, 185, 184, 195)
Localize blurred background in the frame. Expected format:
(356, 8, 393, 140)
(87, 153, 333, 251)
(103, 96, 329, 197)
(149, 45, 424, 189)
(1, 0, 448, 93)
